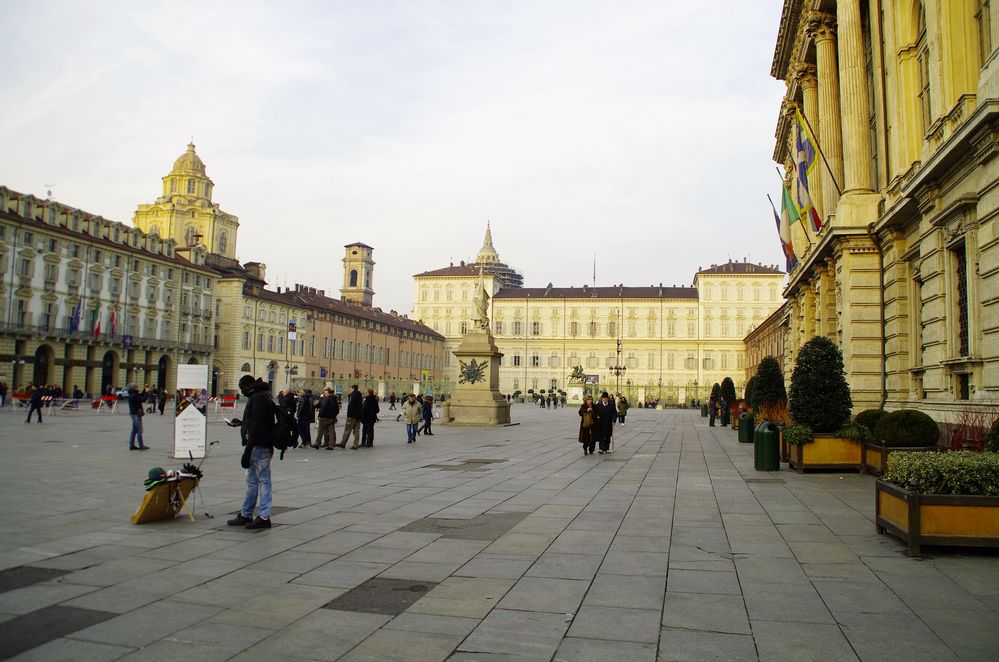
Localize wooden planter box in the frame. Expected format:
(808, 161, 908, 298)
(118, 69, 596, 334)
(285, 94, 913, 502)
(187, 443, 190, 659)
(861, 442, 939, 476)
(787, 433, 861, 473)
(875, 479, 999, 556)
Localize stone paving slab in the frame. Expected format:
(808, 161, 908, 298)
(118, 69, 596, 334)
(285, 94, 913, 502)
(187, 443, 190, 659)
(1, 405, 998, 660)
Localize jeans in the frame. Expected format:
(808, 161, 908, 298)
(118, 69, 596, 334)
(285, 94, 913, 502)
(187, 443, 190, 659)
(129, 414, 144, 447)
(241, 447, 272, 519)
(343, 418, 361, 447)
(361, 421, 375, 446)
(406, 423, 418, 443)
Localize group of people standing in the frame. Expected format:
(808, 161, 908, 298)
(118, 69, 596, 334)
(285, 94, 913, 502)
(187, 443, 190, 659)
(224, 376, 437, 530)
(278, 384, 381, 450)
(707, 394, 730, 427)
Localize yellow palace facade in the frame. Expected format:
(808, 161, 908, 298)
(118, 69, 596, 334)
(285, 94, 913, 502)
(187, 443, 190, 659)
(771, 0, 998, 419)
(413, 230, 786, 402)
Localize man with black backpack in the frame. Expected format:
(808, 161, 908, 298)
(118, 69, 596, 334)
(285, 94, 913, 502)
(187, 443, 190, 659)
(226, 374, 276, 530)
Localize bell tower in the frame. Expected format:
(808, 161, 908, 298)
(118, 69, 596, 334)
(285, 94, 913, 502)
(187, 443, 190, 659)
(341, 243, 375, 306)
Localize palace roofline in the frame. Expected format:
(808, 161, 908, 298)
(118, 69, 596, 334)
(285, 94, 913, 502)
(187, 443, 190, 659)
(493, 285, 698, 300)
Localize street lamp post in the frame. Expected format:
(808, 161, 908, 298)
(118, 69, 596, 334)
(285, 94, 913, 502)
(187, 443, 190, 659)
(610, 337, 626, 397)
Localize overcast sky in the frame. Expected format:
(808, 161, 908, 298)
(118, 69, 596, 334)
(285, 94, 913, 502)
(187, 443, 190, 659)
(1, 1, 787, 314)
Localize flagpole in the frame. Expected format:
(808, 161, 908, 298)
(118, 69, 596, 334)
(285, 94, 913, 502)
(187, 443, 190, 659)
(767, 194, 801, 273)
(796, 108, 842, 197)
(777, 167, 815, 249)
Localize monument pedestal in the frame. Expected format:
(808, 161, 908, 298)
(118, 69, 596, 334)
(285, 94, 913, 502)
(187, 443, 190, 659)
(443, 328, 510, 426)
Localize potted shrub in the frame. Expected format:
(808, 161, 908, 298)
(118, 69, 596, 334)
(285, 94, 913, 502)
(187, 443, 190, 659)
(750, 356, 789, 459)
(876, 451, 999, 555)
(743, 376, 758, 411)
(862, 410, 941, 475)
(787, 336, 857, 473)
(987, 419, 999, 453)
(720, 377, 737, 428)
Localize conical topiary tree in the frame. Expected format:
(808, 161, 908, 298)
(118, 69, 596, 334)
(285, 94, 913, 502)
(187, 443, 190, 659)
(744, 375, 758, 405)
(720, 377, 736, 402)
(750, 356, 787, 412)
(710, 383, 720, 401)
(788, 336, 852, 433)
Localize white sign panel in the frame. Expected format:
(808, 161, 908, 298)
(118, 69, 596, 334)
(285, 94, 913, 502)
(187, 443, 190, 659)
(173, 364, 209, 459)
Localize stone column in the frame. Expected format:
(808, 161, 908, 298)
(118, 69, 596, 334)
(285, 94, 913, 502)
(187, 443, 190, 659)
(796, 62, 831, 213)
(837, 0, 873, 193)
(809, 12, 844, 218)
(796, 64, 822, 236)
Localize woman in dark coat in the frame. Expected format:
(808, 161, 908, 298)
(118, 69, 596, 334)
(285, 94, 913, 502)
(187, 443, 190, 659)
(578, 395, 600, 455)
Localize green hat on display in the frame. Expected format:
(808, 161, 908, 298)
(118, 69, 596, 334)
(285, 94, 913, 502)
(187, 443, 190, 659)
(148, 467, 166, 481)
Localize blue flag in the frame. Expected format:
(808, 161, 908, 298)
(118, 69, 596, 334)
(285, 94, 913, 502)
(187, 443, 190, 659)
(70, 299, 82, 332)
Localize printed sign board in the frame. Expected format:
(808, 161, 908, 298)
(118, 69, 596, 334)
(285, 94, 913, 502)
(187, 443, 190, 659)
(173, 364, 208, 459)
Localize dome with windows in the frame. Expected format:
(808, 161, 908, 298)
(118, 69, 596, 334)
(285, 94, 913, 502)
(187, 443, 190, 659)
(172, 143, 206, 175)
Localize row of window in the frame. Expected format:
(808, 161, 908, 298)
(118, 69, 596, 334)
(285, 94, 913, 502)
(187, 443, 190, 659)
(239, 331, 438, 370)
(498, 352, 744, 371)
(5, 299, 211, 345)
(3, 255, 210, 310)
(481, 318, 756, 338)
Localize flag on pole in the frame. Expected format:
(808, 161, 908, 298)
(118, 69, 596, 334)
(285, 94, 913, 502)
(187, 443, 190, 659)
(70, 299, 82, 332)
(769, 193, 798, 273)
(109, 304, 117, 338)
(92, 307, 101, 339)
(792, 110, 823, 233)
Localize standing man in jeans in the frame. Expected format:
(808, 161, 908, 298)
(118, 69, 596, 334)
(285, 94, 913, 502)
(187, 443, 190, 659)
(343, 384, 363, 449)
(227, 375, 275, 529)
(401, 393, 421, 443)
(127, 384, 149, 450)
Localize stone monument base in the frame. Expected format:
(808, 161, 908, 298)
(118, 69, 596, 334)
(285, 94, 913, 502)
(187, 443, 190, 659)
(442, 392, 510, 426)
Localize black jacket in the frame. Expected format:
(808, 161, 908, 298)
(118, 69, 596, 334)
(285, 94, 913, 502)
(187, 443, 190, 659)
(317, 394, 339, 419)
(593, 400, 617, 435)
(241, 380, 275, 448)
(127, 390, 148, 415)
(297, 393, 315, 423)
(345, 390, 363, 419)
(360, 394, 380, 424)
(282, 390, 297, 415)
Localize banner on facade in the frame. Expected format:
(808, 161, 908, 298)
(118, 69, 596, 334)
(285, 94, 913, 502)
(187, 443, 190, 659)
(173, 364, 208, 459)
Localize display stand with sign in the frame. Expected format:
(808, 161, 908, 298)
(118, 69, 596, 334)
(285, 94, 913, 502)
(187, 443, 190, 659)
(174, 364, 208, 459)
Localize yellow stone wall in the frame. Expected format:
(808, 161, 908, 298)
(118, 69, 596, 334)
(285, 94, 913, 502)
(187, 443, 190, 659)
(771, 0, 998, 422)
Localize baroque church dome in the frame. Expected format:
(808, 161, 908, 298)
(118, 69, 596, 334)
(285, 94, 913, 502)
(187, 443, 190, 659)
(172, 143, 206, 174)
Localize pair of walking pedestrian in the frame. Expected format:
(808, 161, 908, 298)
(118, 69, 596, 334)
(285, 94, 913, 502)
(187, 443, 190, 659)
(577, 391, 616, 455)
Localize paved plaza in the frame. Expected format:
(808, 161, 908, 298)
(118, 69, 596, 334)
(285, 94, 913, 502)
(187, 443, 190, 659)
(0, 404, 997, 661)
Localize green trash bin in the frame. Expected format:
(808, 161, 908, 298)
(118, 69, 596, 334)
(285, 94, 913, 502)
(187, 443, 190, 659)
(738, 413, 755, 443)
(754, 422, 780, 471)
(700, 404, 708, 417)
